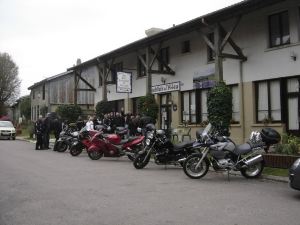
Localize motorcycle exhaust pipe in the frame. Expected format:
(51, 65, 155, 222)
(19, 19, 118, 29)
(178, 158, 186, 163)
(244, 154, 263, 167)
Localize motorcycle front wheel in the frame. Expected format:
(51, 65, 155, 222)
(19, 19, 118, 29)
(183, 154, 210, 179)
(240, 161, 264, 178)
(69, 144, 84, 156)
(88, 151, 103, 160)
(133, 152, 150, 169)
(56, 141, 68, 152)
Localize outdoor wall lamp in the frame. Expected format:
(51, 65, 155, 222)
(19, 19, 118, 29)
(290, 52, 297, 61)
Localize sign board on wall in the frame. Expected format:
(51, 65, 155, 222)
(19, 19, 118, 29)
(116, 72, 132, 93)
(151, 81, 180, 94)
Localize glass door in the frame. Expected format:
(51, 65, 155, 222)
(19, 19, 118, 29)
(160, 94, 172, 132)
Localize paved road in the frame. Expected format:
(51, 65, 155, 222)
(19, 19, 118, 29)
(0, 140, 299, 225)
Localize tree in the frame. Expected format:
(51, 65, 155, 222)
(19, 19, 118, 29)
(55, 104, 82, 123)
(0, 52, 21, 115)
(207, 82, 232, 136)
(20, 97, 31, 120)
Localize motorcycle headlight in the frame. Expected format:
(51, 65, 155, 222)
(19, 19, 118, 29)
(146, 138, 151, 146)
(147, 132, 154, 139)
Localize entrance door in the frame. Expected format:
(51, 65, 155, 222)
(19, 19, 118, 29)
(160, 94, 172, 131)
(287, 78, 300, 135)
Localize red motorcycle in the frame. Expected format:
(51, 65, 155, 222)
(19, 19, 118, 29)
(87, 128, 145, 161)
(69, 129, 99, 156)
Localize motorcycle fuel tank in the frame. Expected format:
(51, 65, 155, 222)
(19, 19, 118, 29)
(106, 134, 121, 145)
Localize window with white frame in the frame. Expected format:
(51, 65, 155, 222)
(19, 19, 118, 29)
(268, 11, 290, 48)
(256, 80, 281, 123)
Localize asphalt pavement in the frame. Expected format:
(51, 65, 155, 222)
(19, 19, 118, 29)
(0, 139, 299, 225)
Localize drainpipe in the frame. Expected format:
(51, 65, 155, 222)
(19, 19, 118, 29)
(239, 60, 245, 142)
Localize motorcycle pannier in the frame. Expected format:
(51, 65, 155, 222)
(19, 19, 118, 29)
(261, 128, 281, 145)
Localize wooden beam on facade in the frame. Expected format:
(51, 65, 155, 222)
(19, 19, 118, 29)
(220, 16, 241, 51)
(77, 75, 96, 91)
(149, 42, 162, 68)
(221, 53, 247, 61)
(198, 30, 215, 52)
(220, 25, 247, 61)
(214, 23, 223, 81)
(76, 88, 96, 91)
(150, 46, 175, 76)
(149, 70, 176, 75)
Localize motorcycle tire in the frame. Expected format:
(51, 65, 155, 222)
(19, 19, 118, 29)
(127, 155, 135, 161)
(56, 142, 68, 152)
(69, 145, 84, 156)
(88, 151, 103, 160)
(183, 154, 210, 179)
(240, 161, 264, 179)
(133, 153, 150, 169)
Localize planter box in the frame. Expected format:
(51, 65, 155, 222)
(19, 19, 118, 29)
(263, 154, 300, 169)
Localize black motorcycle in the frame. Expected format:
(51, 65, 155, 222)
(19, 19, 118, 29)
(133, 124, 196, 169)
(183, 123, 281, 179)
(53, 125, 79, 152)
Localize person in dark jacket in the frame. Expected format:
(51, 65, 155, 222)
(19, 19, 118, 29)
(35, 115, 44, 150)
(76, 116, 85, 131)
(52, 117, 62, 143)
(139, 115, 156, 128)
(43, 113, 51, 149)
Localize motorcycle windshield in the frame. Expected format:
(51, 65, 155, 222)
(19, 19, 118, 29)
(202, 123, 212, 136)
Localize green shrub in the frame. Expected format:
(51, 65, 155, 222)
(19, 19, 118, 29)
(138, 94, 159, 120)
(274, 133, 300, 155)
(95, 101, 114, 118)
(207, 82, 232, 136)
(55, 105, 82, 123)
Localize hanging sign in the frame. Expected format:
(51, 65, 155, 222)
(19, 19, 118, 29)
(151, 81, 180, 94)
(116, 72, 132, 93)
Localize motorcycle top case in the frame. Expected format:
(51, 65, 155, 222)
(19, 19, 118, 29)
(261, 127, 281, 145)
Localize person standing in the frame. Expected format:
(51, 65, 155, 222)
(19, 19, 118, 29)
(86, 116, 94, 131)
(35, 115, 44, 150)
(43, 113, 51, 149)
(76, 116, 85, 131)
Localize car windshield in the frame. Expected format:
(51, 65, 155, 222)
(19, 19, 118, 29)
(0, 121, 14, 128)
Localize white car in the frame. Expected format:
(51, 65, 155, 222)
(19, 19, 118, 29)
(0, 121, 16, 140)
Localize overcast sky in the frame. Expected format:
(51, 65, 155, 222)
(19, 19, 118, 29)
(0, 0, 242, 96)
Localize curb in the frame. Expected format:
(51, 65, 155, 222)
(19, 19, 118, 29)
(227, 170, 289, 183)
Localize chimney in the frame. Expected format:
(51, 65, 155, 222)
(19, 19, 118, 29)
(145, 28, 164, 37)
(76, 58, 81, 65)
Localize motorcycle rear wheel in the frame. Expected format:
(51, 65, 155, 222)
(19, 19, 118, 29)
(133, 153, 150, 169)
(183, 154, 209, 179)
(88, 151, 103, 160)
(240, 161, 264, 178)
(70, 145, 84, 156)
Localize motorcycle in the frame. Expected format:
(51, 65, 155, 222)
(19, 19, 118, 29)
(69, 128, 99, 156)
(133, 124, 197, 169)
(183, 123, 281, 179)
(87, 127, 144, 161)
(53, 126, 79, 152)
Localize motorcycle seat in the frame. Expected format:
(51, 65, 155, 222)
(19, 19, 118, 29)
(173, 140, 194, 151)
(235, 143, 252, 155)
(120, 136, 139, 144)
